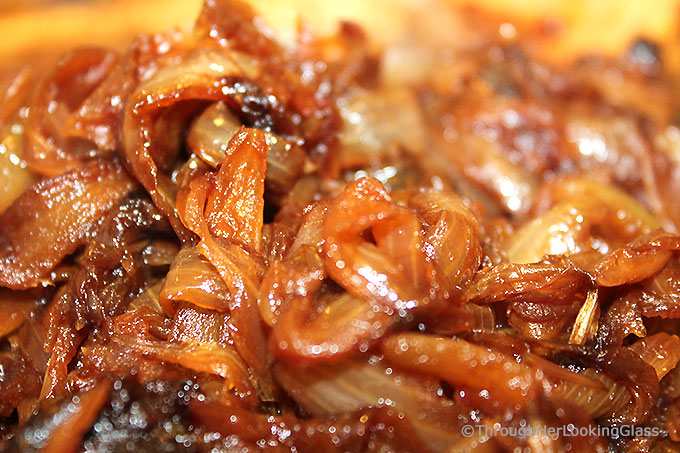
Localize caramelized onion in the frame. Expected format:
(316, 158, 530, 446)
(159, 245, 229, 314)
(323, 178, 432, 313)
(595, 230, 680, 287)
(0, 121, 36, 215)
(629, 333, 680, 380)
(569, 289, 600, 345)
(338, 87, 426, 169)
(41, 383, 110, 453)
(381, 333, 539, 408)
(188, 101, 307, 201)
(0, 289, 40, 339)
(408, 190, 482, 290)
(271, 178, 437, 363)
(24, 48, 118, 177)
(552, 368, 632, 422)
(553, 346, 659, 425)
(122, 49, 259, 238)
(4, 0, 680, 448)
(274, 356, 465, 451)
(177, 126, 274, 399)
(463, 259, 592, 306)
(597, 290, 647, 347)
(0, 159, 135, 290)
(507, 178, 660, 265)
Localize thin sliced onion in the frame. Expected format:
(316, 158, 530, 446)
(0, 122, 36, 215)
(507, 177, 659, 264)
(204, 126, 267, 252)
(270, 178, 436, 363)
(0, 291, 39, 339)
(408, 189, 482, 289)
(0, 159, 135, 290)
(597, 290, 647, 347)
(323, 177, 432, 312)
(381, 333, 539, 408)
(24, 48, 118, 177)
(552, 347, 658, 425)
(274, 356, 465, 452)
(122, 49, 259, 239)
(187, 101, 306, 200)
(551, 369, 631, 421)
(532, 176, 661, 230)
(629, 333, 680, 380)
(595, 230, 680, 287)
(176, 128, 274, 399)
(463, 259, 592, 306)
(159, 245, 229, 315)
(338, 86, 425, 169)
(113, 336, 253, 398)
(41, 383, 110, 453)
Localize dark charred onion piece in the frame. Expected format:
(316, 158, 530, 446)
(0, 159, 135, 290)
(24, 48, 118, 177)
(381, 333, 540, 408)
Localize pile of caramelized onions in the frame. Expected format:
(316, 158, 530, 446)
(3, 0, 680, 451)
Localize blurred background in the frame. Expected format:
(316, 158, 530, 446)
(0, 0, 679, 66)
